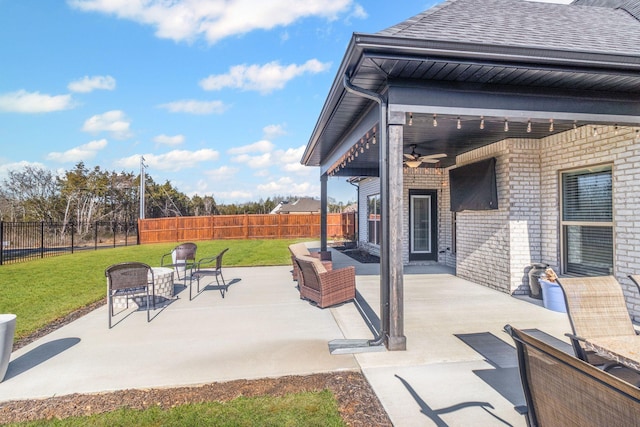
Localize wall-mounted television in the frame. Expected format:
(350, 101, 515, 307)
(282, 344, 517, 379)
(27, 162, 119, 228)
(449, 157, 498, 212)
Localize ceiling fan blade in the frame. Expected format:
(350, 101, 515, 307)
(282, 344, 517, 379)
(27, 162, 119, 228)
(420, 159, 441, 163)
(419, 153, 447, 160)
(403, 153, 416, 160)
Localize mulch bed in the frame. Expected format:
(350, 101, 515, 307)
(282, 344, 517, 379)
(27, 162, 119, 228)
(333, 246, 380, 264)
(0, 372, 391, 426)
(6, 304, 392, 426)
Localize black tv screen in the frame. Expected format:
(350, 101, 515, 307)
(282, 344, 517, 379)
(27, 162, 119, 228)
(449, 157, 498, 212)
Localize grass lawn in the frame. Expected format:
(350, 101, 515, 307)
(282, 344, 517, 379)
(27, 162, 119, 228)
(0, 239, 307, 340)
(5, 390, 345, 427)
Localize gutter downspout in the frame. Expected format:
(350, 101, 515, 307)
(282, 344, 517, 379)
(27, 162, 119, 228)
(343, 73, 389, 347)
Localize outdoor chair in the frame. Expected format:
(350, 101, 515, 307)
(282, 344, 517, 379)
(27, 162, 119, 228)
(294, 255, 355, 308)
(505, 325, 640, 427)
(556, 275, 640, 384)
(288, 242, 332, 281)
(160, 242, 197, 281)
(106, 262, 154, 328)
(189, 248, 229, 300)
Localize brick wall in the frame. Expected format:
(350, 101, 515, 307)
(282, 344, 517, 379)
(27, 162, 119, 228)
(358, 178, 381, 256)
(540, 125, 640, 320)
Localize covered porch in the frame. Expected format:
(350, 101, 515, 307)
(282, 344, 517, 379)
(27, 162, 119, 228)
(302, 0, 640, 350)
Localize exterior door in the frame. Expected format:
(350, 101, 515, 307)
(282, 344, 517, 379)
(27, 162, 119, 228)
(409, 190, 437, 261)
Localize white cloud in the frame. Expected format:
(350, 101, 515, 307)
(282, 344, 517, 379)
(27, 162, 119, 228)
(257, 176, 317, 196)
(0, 90, 74, 113)
(116, 148, 219, 172)
(68, 75, 116, 93)
(157, 99, 227, 115)
(153, 134, 185, 146)
(46, 139, 108, 163)
(350, 3, 367, 19)
(263, 124, 286, 139)
(68, 0, 354, 44)
(0, 161, 48, 179)
(82, 110, 132, 139)
(204, 165, 240, 180)
(214, 190, 254, 202)
(230, 152, 272, 169)
(227, 140, 274, 155)
(199, 59, 331, 94)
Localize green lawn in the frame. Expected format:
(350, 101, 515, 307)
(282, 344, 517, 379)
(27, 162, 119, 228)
(6, 391, 345, 427)
(0, 239, 306, 340)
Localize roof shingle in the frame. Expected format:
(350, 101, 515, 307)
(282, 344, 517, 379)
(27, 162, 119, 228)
(377, 0, 640, 56)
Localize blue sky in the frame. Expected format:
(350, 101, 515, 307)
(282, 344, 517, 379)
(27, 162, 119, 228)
(0, 0, 570, 205)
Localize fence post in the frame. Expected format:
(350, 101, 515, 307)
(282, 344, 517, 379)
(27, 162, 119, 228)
(40, 221, 45, 259)
(71, 222, 75, 254)
(244, 214, 249, 239)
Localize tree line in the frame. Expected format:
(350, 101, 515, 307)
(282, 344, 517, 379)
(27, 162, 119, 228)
(0, 163, 348, 225)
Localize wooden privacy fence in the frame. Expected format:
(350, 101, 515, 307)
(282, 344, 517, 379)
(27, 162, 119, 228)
(138, 212, 356, 244)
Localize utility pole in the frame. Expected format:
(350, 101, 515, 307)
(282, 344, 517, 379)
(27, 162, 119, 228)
(139, 156, 146, 219)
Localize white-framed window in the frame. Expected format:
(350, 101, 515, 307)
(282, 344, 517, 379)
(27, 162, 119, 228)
(367, 194, 381, 245)
(561, 165, 613, 276)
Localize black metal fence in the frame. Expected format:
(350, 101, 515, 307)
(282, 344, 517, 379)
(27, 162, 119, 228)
(0, 221, 138, 265)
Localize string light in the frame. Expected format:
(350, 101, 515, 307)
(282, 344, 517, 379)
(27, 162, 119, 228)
(504, 119, 509, 132)
(408, 113, 413, 126)
(480, 116, 485, 130)
(614, 125, 619, 136)
(457, 117, 462, 129)
(636, 130, 640, 143)
(372, 134, 377, 145)
(593, 127, 598, 137)
(433, 114, 438, 127)
(549, 119, 554, 132)
(365, 141, 370, 149)
(527, 120, 532, 133)
(573, 122, 578, 135)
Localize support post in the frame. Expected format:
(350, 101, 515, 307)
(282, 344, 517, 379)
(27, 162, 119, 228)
(386, 120, 406, 350)
(321, 174, 328, 252)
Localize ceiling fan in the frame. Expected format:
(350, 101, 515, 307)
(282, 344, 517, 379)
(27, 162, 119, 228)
(403, 145, 447, 168)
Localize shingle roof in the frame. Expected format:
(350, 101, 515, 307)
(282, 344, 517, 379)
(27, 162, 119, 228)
(273, 198, 320, 214)
(573, 0, 640, 20)
(378, 0, 640, 56)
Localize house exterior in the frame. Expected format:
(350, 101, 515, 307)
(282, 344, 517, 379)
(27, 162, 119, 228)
(301, 0, 640, 350)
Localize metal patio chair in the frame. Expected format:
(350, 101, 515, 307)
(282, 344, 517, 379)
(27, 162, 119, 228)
(160, 242, 197, 281)
(556, 275, 640, 385)
(106, 262, 154, 328)
(189, 248, 229, 300)
(505, 325, 640, 427)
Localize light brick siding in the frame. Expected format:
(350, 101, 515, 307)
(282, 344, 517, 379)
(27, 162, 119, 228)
(403, 168, 454, 267)
(540, 125, 640, 320)
(358, 169, 453, 265)
(358, 178, 381, 256)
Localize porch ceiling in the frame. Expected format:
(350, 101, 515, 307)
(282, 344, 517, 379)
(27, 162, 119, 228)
(304, 33, 640, 176)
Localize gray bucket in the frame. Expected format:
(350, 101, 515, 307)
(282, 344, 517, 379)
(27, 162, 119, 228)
(0, 314, 16, 382)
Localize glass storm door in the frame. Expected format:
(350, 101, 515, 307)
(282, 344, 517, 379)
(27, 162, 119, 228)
(410, 190, 437, 261)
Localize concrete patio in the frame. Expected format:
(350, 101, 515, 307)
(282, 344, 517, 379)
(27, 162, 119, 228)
(1, 247, 571, 426)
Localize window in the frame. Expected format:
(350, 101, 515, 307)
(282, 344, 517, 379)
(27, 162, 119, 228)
(561, 165, 613, 276)
(367, 194, 381, 245)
